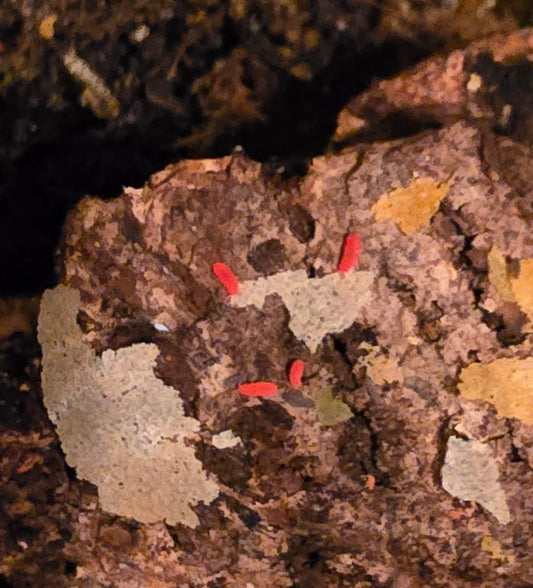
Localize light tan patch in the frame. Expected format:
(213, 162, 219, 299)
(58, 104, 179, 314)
(365, 353, 404, 386)
(487, 246, 514, 303)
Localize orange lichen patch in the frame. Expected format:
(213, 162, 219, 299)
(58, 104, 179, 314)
(458, 357, 533, 424)
(338, 234, 361, 273)
(371, 177, 449, 235)
(212, 262, 239, 295)
(510, 258, 533, 321)
(481, 535, 515, 563)
(365, 474, 376, 490)
(289, 359, 305, 388)
(238, 381, 278, 396)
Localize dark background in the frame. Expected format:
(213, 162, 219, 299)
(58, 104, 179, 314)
(1, 0, 531, 296)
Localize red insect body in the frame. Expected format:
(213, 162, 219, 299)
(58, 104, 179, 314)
(212, 262, 239, 295)
(238, 381, 278, 397)
(289, 359, 305, 388)
(338, 234, 361, 273)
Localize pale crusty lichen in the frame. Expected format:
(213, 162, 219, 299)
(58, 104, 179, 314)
(212, 430, 242, 449)
(38, 285, 219, 526)
(458, 357, 533, 424)
(441, 436, 510, 525)
(231, 269, 375, 353)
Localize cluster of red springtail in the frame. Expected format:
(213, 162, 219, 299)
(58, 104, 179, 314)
(212, 234, 361, 396)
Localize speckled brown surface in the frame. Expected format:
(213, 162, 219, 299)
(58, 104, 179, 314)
(26, 118, 532, 587)
(333, 28, 533, 149)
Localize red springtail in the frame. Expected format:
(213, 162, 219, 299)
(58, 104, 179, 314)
(238, 381, 278, 397)
(289, 359, 305, 388)
(338, 234, 361, 273)
(212, 262, 239, 295)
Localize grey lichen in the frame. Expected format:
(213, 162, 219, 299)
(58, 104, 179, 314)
(441, 436, 510, 524)
(231, 269, 375, 352)
(38, 285, 219, 527)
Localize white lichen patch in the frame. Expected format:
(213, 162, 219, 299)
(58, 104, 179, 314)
(212, 430, 242, 449)
(38, 285, 219, 527)
(441, 436, 510, 524)
(231, 269, 376, 352)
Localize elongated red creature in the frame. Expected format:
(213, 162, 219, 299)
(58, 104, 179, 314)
(338, 234, 361, 273)
(289, 359, 305, 388)
(238, 381, 278, 396)
(212, 262, 239, 295)
(366, 474, 376, 490)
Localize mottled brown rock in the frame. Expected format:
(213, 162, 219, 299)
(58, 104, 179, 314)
(33, 119, 533, 586)
(333, 28, 533, 148)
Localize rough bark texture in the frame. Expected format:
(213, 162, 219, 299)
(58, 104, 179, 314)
(3, 26, 533, 588)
